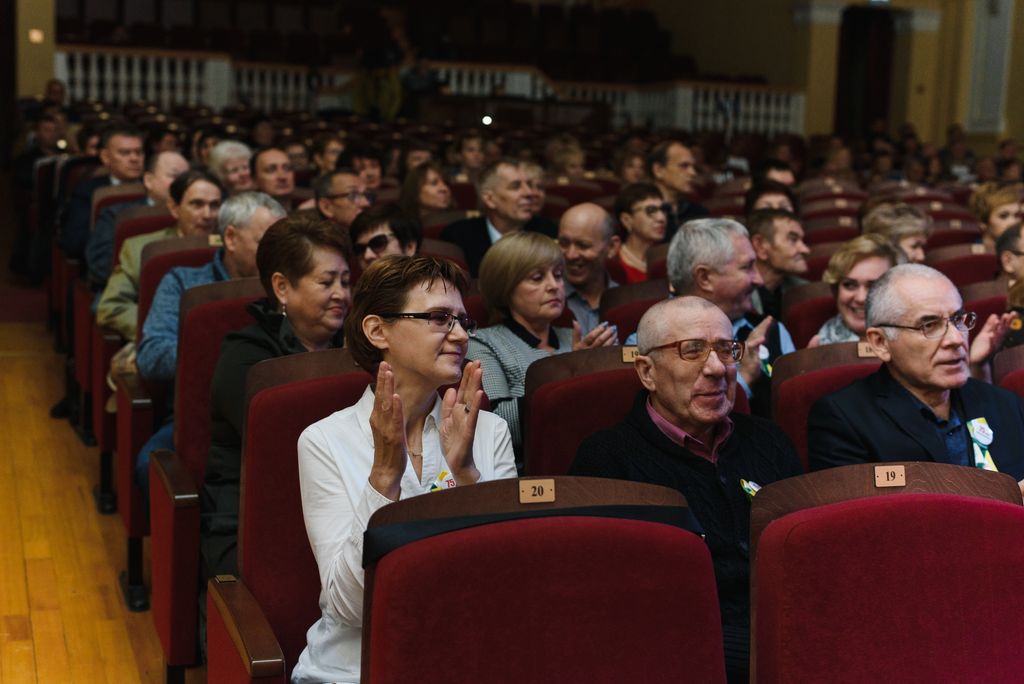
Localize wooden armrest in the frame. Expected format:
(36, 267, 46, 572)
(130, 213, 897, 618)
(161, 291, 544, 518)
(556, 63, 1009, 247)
(114, 369, 152, 409)
(208, 577, 285, 678)
(151, 450, 198, 507)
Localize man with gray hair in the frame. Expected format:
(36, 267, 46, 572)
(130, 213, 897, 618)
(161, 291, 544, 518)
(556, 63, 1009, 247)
(440, 158, 556, 276)
(628, 217, 796, 416)
(808, 264, 1024, 480)
(132, 191, 286, 490)
(572, 295, 801, 681)
(557, 202, 621, 335)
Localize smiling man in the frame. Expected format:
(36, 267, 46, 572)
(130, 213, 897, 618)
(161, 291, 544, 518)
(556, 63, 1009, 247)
(809, 264, 1024, 479)
(557, 202, 620, 335)
(747, 209, 810, 319)
(571, 295, 801, 682)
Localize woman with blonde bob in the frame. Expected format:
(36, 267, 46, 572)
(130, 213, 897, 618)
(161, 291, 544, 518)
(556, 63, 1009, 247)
(292, 255, 516, 683)
(810, 234, 901, 346)
(467, 232, 617, 458)
(969, 182, 1023, 248)
(862, 202, 932, 263)
(208, 140, 255, 194)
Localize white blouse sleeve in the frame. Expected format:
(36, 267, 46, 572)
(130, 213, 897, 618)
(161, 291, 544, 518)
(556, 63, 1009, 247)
(297, 423, 394, 627)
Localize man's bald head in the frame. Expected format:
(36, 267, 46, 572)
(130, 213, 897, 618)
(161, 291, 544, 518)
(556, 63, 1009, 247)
(557, 202, 620, 294)
(560, 202, 615, 241)
(637, 296, 723, 354)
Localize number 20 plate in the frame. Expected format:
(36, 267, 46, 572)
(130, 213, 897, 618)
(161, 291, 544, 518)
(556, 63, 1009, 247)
(520, 479, 556, 503)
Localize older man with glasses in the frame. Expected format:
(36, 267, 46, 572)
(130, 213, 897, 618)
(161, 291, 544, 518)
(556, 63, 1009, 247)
(314, 168, 373, 230)
(572, 295, 801, 683)
(809, 264, 1024, 482)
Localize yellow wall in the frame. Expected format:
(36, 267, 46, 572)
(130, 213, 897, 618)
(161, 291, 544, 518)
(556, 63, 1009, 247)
(16, 0, 56, 97)
(1002, 0, 1024, 148)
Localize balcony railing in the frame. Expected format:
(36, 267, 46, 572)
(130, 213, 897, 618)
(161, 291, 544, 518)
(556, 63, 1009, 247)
(56, 45, 804, 135)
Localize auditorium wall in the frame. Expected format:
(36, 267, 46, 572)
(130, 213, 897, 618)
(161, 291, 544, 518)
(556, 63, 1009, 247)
(16, 0, 56, 99)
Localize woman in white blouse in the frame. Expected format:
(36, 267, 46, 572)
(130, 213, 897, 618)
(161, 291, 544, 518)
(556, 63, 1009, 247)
(292, 255, 517, 684)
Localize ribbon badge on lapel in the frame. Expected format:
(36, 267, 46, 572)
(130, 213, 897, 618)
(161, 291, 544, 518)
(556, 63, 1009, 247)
(967, 418, 997, 472)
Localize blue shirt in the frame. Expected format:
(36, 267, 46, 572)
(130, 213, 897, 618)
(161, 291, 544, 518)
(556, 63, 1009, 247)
(135, 249, 230, 383)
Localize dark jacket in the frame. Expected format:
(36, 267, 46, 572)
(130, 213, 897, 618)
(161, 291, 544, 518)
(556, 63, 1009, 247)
(570, 391, 801, 629)
(440, 215, 558, 277)
(200, 298, 344, 577)
(808, 364, 1024, 479)
(662, 198, 710, 242)
(59, 174, 112, 260)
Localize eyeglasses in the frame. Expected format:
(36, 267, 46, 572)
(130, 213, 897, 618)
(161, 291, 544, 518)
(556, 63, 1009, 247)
(378, 311, 478, 336)
(633, 204, 666, 217)
(353, 233, 395, 256)
(644, 338, 745, 364)
(325, 190, 372, 203)
(874, 310, 977, 339)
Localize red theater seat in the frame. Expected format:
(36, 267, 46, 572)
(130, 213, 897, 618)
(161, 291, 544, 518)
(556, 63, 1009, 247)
(770, 343, 881, 469)
(754, 493, 1024, 683)
(926, 244, 998, 287)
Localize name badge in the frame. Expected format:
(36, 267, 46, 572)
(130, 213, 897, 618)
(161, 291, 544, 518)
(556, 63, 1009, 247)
(428, 470, 457, 492)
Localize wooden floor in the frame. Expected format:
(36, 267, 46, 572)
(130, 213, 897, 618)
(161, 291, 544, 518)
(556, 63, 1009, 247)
(0, 322, 198, 683)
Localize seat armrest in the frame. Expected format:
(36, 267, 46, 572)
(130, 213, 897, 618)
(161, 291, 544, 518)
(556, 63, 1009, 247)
(114, 367, 151, 408)
(207, 577, 286, 682)
(151, 449, 197, 506)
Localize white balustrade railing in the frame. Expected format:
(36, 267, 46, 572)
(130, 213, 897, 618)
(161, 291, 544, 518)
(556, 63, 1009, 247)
(55, 45, 805, 135)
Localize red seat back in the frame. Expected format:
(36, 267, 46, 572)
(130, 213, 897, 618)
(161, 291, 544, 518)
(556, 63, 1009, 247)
(999, 369, 1024, 401)
(931, 254, 998, 287)
(782, 295, 837, 349)
(449, 181, 477, 210)
(173, 287, 265, 485)
(603, 298, 659, 344)
(367, 515, 725, 684)
(774, 363, 879, 469)
(112, 212, 177, 267)
(238, 371, 373, 674)
(755, 494, 1024, 683)
(138, 245, 219, 336)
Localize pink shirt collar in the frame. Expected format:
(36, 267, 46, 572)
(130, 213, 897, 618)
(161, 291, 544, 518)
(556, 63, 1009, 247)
(646, 398, 733, 463)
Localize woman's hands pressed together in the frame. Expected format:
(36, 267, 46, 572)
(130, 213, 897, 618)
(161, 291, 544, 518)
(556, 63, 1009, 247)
(440, 360, 483, 485)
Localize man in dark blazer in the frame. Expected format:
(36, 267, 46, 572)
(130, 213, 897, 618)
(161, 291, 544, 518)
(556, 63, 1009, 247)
(809, 264, 1024, 482)
(440, 158, 555, 277)
(59, 124, 145, 261)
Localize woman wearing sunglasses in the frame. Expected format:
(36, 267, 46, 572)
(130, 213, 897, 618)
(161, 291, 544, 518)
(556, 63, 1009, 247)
(293, 255, 516, 684)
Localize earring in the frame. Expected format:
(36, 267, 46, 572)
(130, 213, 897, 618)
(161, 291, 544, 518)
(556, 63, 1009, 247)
(281, 303, 287, 318)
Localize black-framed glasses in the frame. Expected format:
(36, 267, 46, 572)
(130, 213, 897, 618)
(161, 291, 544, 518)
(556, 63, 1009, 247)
(379, 311, 478, 336)
(325, 190, 372, 203)
(633, 204, 666, 217)
(353, 233, 395, 256)
(644, 338, 745, 365)
(874, 310, 976, 340)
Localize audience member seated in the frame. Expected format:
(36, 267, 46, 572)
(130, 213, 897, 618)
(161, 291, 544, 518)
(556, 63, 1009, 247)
(441, 159, 551, 277)
(201, 214, 352, 584)
(85, 150, 189, 291)
(249, 117, 275, 148)
(969, 182, 1023, 249)
(59, 123, 145, 261)
(314, 168, 372, 231)
(468, 232, 616, 459)
(450, 130, 485, 180)
(995, 223, 1024, 288)
(339, 142, 383, 194)
(146, 127, 180, 156)
(396, 138, 434, 181)
(557, 202, 621, 336)
(647, 140, 708, 241)
(192, 127, 223, 169)
(521, 161, 560, 236)
(133, 192, 285, 489)
(748, 209, 809, 319)
(207, 140, 255, 195)
(808, 264, 1023, 479)
(1001, 279, 1024, 349)
(398, 161, 452, 221)
(811, 234, 900, 346)
(310, 132, 345, 176)
(743, 180, 797, 216)
(252, 146, 296, 209)
(283, 138, 311, 174)
(552, 144, 586, 178)
(627, 218, 796, 417)
(291, 256, 516, 683)
(610, 182, 667, 284)
(571, 296, 801, 682)
(96, 169, 223, 341)
(753, 158, 796, 186)
(349, 203, 420, 272)
(862, 202, 931, 264)
(614, 149, 647, 185)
